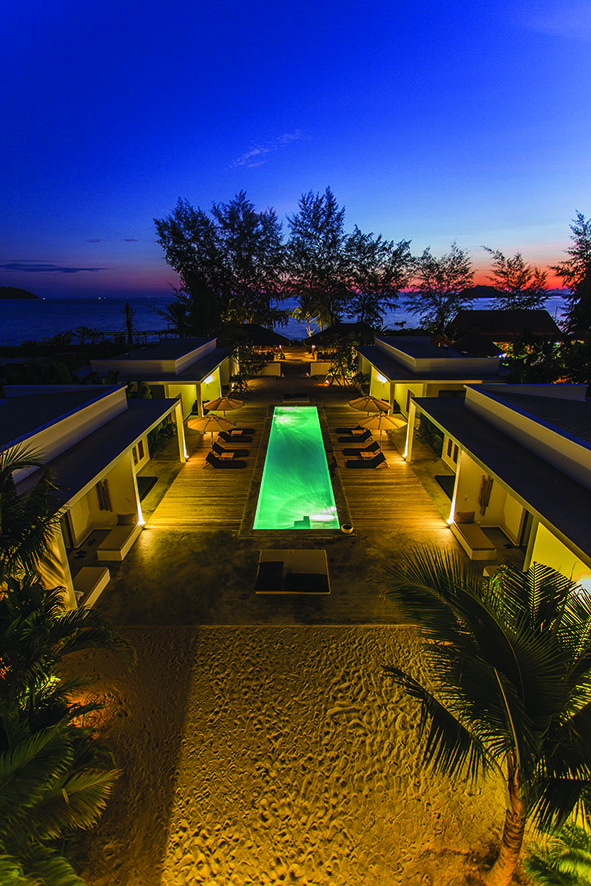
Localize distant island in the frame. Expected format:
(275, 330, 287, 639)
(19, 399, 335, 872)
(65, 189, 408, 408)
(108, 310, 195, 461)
(0, 286, 39, 299)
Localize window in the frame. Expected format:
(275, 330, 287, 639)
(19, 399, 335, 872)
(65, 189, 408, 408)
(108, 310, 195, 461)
(447, 439, 453, 457)
(452, 444, 459, 463)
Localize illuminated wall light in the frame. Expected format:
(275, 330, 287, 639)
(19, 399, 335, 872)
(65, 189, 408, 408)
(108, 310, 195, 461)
(204, 374, 215, 384)
(376, 373, 387, 384)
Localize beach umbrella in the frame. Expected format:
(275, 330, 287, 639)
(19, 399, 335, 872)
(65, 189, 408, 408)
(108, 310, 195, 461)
(359, 412, 407, 444)
(349, 395, 391, 416)
(187, 414, 236, 447)
(203, 395, 244, 417)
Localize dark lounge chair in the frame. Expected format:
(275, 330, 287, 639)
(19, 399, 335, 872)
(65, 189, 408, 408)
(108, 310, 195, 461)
(219, 431, 253, 444)
(337, 429, 373, 444)
(335, 425, 364, 434)
(342, 440, 381, 457)
(345, 452, 388, 469)
(212, 441, 249, 458)
(205, 452, 247, 469)
(226, 427, 255, 436)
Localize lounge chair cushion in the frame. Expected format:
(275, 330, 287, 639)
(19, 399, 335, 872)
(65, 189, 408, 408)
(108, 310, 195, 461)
(284, 572, 329, 593)
(342, 441, 380, 456)
(346, 452, 387, 469)
(205, 452, 247, 469)
(254, 560, 284, 592)
(338, 429, 372, 443)
(219, 431, 253, 444)
(212, 441, 249, 458)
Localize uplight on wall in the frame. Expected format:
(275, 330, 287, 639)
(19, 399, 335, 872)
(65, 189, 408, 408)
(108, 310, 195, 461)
(204, 374, 214, 384)
(376, 373, 387, 384)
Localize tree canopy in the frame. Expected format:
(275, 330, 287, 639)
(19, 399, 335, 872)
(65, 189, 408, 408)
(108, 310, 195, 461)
(483, 247, 548, 309)
(404, 242, 474, 334)
(154, 191, 285, 335)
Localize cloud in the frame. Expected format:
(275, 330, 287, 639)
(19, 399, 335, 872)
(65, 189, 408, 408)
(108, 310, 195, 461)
(525, 1, 591, 39)
(86, 238, 105, 243)
(122, 238, 138, 242)
(0, 261, 105, 274)
(228, 130, 308, 169)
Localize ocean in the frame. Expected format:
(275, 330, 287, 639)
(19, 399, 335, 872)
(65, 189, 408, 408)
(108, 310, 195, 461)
(0, 294, 567, 348)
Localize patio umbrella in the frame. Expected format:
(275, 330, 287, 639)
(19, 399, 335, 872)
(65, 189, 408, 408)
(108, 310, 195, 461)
(349, 395, 391, 416)
(203, 395, 244, 417)
(359, 412, 407, 444)
(187, 414, 236, 448)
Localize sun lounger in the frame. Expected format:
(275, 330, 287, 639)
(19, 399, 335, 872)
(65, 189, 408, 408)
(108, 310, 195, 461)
(338, 429, 373, 444)
(212, 441, 249, 458)
(345, 452, 388, 469)
(255, 550, 330, 594)
(342, 440, 381, 457)
(219, 431, 253, 443)
(335, 425, 364, 434)
(225, 427, 255, 436)
(205, 451, 247, 469)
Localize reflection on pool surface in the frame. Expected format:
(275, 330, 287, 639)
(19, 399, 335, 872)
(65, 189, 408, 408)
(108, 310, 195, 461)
(253, 407, 339, 530)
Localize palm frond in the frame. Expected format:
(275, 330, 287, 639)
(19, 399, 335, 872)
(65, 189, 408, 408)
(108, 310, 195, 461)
(0, 727, 73, 823)
(29, 768, 120, 838)
(0, 854, 37, 886)
(16, 844, 86, 886)
(384, 665, 493, 784)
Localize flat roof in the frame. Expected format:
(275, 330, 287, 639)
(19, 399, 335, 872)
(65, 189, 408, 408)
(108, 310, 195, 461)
(112, 348, 229, 383)
(17, 399, 180, 509)
(484, 391, 591, 447)
(120, 338, 211, 361)
(0, 389, 115, 448)
(414, 397, 591, 566)
(377, 337, 469, 359)
(358, 345, 505, 383)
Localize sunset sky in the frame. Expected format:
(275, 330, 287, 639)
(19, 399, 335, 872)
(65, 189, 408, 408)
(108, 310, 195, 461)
(1, 0, 589, 299)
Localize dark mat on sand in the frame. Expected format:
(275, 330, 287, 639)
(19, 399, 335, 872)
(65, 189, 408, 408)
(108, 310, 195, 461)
(435, 474, 455, 499)
(137, 476, 158, 500)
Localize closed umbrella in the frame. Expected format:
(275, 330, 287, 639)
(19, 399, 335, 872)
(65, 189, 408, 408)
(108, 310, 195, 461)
(359, 412, 407, 444)
(204, 395, 244, 417)
(187, 414, 236, 448)
(349, 395, 390, 416)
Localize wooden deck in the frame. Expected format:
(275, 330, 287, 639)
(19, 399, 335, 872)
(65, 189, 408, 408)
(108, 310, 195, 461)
(149, 400, 447, 540)
(148, 404, 267, 530)
(325, 407, 447, 535)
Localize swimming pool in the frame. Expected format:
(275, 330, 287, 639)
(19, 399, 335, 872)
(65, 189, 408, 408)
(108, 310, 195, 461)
(253, 407, 339, 530)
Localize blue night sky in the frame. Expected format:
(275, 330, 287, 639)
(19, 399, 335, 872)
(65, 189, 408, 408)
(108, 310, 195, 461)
(1, 0, 589, 298)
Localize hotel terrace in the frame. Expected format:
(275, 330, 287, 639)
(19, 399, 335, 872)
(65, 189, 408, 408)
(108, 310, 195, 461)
(2, 333, 590, 610)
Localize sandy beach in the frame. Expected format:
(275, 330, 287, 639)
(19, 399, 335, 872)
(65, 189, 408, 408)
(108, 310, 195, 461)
(72, 625, 506, 886)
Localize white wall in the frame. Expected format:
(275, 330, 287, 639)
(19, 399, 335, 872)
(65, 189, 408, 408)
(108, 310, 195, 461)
(531, 524, 591, 590)
(166, 383, 196, 418)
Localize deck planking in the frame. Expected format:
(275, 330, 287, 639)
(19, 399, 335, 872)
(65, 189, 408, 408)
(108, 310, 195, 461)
(149, 401, 447, 538)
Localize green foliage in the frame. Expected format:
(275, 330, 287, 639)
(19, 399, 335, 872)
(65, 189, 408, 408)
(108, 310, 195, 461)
(344, 226, 413, 326)
(484, 247, 548, 309)
(6, 361, 78, 386)
(0, 575, 134, 885)
(552, 212, 591, 294)
(229, 341, 267, 392)
(380, 551, 591, 883)
(525, 822, 591, 885)
(0, 445, 61, 583)
(417, 415, 444, 456)
(404, 242, 474, 334)
(154, 191, 285, 334)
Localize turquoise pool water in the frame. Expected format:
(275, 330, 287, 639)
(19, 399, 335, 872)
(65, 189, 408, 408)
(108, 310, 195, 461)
(253, 407, 339, 530)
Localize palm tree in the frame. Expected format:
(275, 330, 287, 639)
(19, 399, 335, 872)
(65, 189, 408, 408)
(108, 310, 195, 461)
(0, 717, 119, 885)
(0, 444, 60, 583)
(380, 548, 591, 886)
(0, 575, 135, 884)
